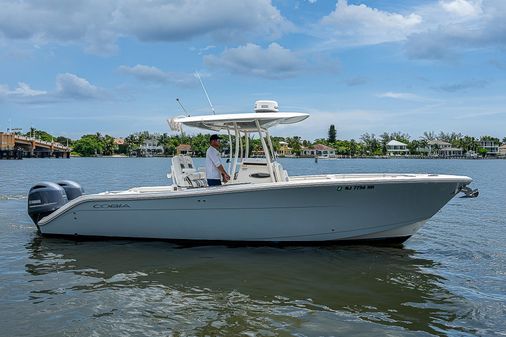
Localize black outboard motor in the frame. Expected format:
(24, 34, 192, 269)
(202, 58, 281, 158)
(56, 180, 84, 201)
(28, 182, 68, 225)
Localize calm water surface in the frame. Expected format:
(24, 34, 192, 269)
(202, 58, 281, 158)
(0, 158, 505, 336)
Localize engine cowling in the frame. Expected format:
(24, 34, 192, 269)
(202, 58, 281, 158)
(57, 180, 84, 201)
(28, 182, 68, 225)
(27, 180, 84, 226)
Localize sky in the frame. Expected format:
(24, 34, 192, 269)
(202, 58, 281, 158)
(0, 0, 505, 141)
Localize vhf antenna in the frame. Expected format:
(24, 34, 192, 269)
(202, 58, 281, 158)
(194, 71, 216, 115)
(176, 98, 189, 116)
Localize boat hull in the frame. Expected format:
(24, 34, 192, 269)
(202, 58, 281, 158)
(37, 177, 467, 243)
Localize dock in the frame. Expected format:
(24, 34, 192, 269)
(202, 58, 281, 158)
(0, 132, 71, 159)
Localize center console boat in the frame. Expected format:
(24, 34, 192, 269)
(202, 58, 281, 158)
(27, 100, 477, 244)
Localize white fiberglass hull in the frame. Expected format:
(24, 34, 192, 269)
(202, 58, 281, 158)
(36, 174, 472, 243)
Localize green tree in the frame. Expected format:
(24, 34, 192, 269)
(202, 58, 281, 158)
(422, 131, 436, 141)
(55, 136, 72, 147)
(103, 135, 116, 156)
(360, 133, 381, 155)
(286, 136, 301, 155)
(408, 140, 421, 155)
(73, 134, 104, 156)
(24, 128, 54, 142)
(327, 125, 336, 144)
(478, 147, 488, 157)
(480, 135, 500, 144)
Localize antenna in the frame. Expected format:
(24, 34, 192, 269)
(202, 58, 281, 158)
(194, 72, 215, 115)
(176, 98, 189, 116)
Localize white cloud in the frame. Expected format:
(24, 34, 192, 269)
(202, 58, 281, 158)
(11, 82, 47, 97)
(118, 64, 197, 86)
(377, 92, 425, 101)
(319, 0, 422, 46)
(204, 43, 304, 79)
(56, 73, 108, 99)
(313, 0, 505, 60)
(440, 0, 483, 17)
(0, 73, 108, 103)
(0, 0, 293, 54)
(405, 0, 506, 59)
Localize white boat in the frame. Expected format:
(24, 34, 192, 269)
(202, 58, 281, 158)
(27, 101, 477, 244)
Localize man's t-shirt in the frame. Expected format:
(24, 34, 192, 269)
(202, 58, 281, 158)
(206, 146, 222, 180)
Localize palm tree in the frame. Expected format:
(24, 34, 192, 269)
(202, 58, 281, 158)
(103, 135, 116, 156)
(422, 131, 436, 141)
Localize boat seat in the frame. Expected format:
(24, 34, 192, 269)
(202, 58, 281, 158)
(171, 155, 207, 188)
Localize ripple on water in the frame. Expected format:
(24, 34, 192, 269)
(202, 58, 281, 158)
(0, 194, 27, 201)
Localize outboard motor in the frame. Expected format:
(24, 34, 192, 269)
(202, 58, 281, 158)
(56, 180, 84, 201)
(28, 182, 68, 225)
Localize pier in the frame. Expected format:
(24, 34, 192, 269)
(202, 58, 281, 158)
(0, 132, 71, 159)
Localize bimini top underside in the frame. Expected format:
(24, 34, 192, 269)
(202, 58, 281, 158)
(174, 112, 309, 132)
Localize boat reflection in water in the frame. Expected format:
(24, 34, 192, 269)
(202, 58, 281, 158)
(24, 238, 475, 336)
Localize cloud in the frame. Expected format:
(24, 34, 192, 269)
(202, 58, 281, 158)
(204, 43, 304, 79)
(9, 82, 47, 97)
(0, 0, 293, 54)
(440, 0, 483, 17)
(319, 0, 422, 46)
(0, 73, 108, 103)
(56, 73, 108, 99)
(0, 82, 51, 103)
(432, 79, 489, 92)
(405, 0, 506, 59)
(376, 92, 428, 101)
(118, 64, 197, 87)
(311, 0, 505, 60)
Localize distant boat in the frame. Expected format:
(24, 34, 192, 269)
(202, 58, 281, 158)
(27, 100, 478, 244)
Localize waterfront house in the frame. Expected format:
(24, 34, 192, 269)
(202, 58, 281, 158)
(114, 138, 125, 146)
(277, 141, 292, 157)
(139, 138, 164, 157)
(418, 140, 463, 157)
(386, 140, 409, 156)
(439, 147, 463, 157)
(427, 140, 450, 156)
(498, 144, 506, 157)
(176, 144, 192, 156)
(301, 144, 336, 158)
(479, 141, 499, 156)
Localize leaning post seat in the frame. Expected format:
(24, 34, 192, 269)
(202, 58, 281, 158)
(170, 155, 207, 188)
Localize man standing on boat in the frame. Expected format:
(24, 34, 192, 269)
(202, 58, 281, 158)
(206, 134, 230, 186)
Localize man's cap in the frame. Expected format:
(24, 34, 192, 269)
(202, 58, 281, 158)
(210, 134, 221, 141)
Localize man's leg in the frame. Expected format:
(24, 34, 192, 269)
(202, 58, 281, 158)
(207, 179, 222, 186)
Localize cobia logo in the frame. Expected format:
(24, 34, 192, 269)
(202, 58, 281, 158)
(92, 204, 131, 208)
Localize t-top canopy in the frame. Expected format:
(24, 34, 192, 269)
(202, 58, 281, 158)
(173, 112, 309, 132)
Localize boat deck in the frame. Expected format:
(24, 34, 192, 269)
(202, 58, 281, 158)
(97, 173, 471, 196)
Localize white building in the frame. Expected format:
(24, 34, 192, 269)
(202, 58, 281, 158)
(386, 140, 409, 156)
(139, 138, 164, 157)
(498, 144, 506, 157)
(479, 141, 499, 156)
(421, 140, 463, 157)
(301, 144, 336, 158)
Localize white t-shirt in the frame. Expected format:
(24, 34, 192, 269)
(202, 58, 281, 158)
(206, 146, 222, 180)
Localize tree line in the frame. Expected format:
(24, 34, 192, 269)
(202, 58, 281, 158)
(20, 126, 505, 157)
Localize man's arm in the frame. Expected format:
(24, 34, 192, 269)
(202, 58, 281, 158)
(217, 165, 230, 183)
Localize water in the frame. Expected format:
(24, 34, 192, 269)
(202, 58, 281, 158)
(0, 158, 505, 336)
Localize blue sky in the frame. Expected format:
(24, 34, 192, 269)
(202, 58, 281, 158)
(0, 0, 505, 140)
